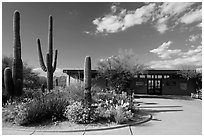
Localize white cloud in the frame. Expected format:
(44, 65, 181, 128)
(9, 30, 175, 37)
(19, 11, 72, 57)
(197, 22, 202, 28)
(160, 2, 194, 16)
(180, 8, 202, 24)
(149, 45, 202, 69)
(93, 3, 156, 34)
(54, 68, 67, 77)
(32, 68, 66, 77)
(33, 68, 46, 77)
(154, 2, 194, 34)
(188, 34, 201, 42)
(93, 15, 124, 33)
(155, 23, 168, 34)
(150, 41, 182, 59)
(92, 2, 200, 34)
(181, 45, 202, 57)
(122, 3, 156, 30)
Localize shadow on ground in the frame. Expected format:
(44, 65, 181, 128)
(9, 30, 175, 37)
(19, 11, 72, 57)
(135, 95, 194, 100)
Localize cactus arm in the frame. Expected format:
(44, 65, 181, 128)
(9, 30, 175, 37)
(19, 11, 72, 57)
(52, 50, 58, 73)
(37, 39, 47, 72)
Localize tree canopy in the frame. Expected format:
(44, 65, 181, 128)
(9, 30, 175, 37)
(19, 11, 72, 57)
(96, 49, 148, 93)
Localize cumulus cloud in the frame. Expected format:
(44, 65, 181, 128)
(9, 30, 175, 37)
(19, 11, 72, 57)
(93, 3, 156, 34)
(154, 2, 195, 34)
(156, 24, 168, 34)
(159, 2, 194, 16)
(33, 68, 66, 77)
(188, 34, 201, 42)
(180, 8, 202, 24)
(197, 22, 202, 28)
(91, 2, 201, 34)
(32, 68, 46, 77)
(149, 44, 202, 69)
(150, 41, 182, 59)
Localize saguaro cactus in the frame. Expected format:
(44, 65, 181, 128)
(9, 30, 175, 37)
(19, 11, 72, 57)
(4, 10, 23, 97)
(84, 56, 92, 107)
(37, 16, 58, 91)
(13, 10, 23, 96)
(55, 78, 58, 87)
(4, 67, 14, 97)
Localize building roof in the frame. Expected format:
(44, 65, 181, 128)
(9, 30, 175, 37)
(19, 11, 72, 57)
(63, 69, 181, 79)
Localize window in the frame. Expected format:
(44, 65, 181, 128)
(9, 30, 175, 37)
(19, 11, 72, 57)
(140, 75, 145, 78)
(166, 81, 176, 86)
(158, 75, 162, 79)
(136, 81, 144, 87)
(164, 75, 170, 79)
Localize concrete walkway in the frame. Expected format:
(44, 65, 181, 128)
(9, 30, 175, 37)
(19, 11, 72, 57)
(2, 96, 202, 135)
(132, 97, 202, 135)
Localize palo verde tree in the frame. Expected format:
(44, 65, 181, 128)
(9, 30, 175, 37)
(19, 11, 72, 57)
(97, 49, 148, 93)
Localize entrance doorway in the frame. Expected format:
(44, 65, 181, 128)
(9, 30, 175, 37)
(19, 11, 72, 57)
(147, 79, 162, 95)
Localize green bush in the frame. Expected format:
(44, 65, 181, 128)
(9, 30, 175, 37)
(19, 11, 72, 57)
(14, 90, 69, 125)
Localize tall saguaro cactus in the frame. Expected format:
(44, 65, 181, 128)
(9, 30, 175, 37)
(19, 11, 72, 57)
(12, 10, 23, 96)
(84, 56, 92, 107)
(37, 16, 58, 91)
(4, 10, 23, 97)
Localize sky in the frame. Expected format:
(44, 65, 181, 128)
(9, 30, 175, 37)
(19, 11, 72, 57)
(2, 2, 202, 76)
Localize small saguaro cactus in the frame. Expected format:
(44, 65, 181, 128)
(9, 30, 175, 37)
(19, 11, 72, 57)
(37, 15, 58, 91)
(55, 78, 58, 87)
(4, 67, 14, 97)
(84, 56, 92, 107)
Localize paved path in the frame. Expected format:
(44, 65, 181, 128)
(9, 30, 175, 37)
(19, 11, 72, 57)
(2, 96, 202, 135)
(131, 97, 202, 135)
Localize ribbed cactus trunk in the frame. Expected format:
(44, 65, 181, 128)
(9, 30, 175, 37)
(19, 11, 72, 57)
(37, 16, 58, 91)
(84, 56, 92, 107)
(12, 10, 23, 96)
(4, 11, 23, 98)
(4, 67, 14, 97)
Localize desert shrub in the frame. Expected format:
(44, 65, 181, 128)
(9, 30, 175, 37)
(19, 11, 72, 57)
(2, 100, 27, 123)
(63, 101, 85, 123)
(94, 101, 134, 124)
(14, 90, 69, 125)
(92, 91, 135, 124)
(65, 84, 84, 102)
(63, 101, 98, 124)
(114, 105, 134, 124)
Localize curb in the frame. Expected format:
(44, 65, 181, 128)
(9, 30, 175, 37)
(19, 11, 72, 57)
(3, 114, 152, 133)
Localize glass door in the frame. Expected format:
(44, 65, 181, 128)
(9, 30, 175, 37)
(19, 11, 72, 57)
(147, 77, 162, 95)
